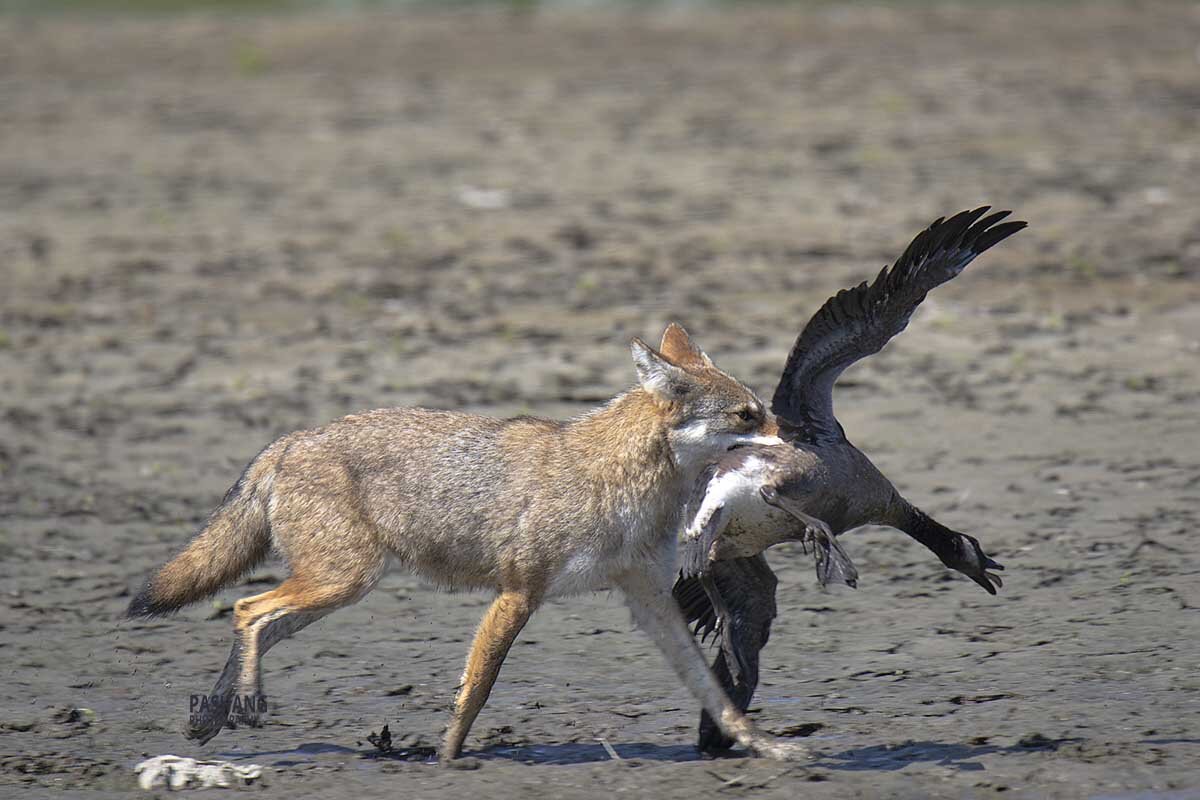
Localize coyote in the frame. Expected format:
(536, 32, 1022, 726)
(127, 325, 807, 761)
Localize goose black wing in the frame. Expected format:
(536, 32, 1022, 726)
(673, 554, 778, 646)
(771, 207, 1026, 444)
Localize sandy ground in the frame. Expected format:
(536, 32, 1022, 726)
(2, 3, 1200, 797)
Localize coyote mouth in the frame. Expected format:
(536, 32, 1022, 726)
(729, 434, 785, 451)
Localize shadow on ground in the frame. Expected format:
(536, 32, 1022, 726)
(416, 736, 1085, 768)
(813, 737, 1083, 773)
(478, 741, 702, 765)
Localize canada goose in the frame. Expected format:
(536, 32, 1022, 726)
(672, 207, 1026, 753)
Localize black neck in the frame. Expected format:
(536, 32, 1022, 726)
(896, 502, 961, 569)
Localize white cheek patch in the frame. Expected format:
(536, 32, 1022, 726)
(674, 420, 710, 445)
(668, 420, 713, 468)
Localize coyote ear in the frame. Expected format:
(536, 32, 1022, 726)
(631, 338, 693, 400)
(658, 323, 713, 368)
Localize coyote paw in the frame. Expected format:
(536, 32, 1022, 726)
(185, 708, 229, 745)
(751, 738, 814, 762)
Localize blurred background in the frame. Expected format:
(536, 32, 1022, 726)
(2, 1, 1199, 796)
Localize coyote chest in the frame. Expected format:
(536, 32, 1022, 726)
(548, 483, 685, 596)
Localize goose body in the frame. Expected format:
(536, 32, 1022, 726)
(680, 444, 858, 581)
(672, 208, 1025, 753)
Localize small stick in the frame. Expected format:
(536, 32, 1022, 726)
(748, 766, 798, 789)
(596, 737, 622, 761)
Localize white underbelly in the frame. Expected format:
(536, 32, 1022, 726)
(681, 459, 806, 562)
(711, 498, 802, 559)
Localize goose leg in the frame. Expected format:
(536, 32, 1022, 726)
(760, 486, 858, 588)
(691, 555, 778, 755)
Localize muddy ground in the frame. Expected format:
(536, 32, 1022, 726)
(2, 3, 1200, 797)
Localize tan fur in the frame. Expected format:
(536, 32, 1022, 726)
(444, 590, 538, 759)
(128, 326, 803, 760)
(659, 322, 713, 369)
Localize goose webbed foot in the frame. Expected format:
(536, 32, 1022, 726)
(814, 535, 859, 589)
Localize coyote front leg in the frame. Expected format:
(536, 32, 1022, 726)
(442, 589, 538, 761)
(615, 567, 807, 761)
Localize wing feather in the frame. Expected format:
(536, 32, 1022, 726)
(771, 207, 1026, 443)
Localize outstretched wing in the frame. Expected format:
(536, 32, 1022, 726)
(674, 555, 778, 645)
(772, 207, 1026, 443)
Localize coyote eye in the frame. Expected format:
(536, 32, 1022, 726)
(733, 407, 756, 423)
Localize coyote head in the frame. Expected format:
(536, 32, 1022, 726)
(631, 323, 781, 470)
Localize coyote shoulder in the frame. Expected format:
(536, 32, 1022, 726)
(128, 324, 806, 761)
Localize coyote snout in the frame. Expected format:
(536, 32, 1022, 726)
(126, 323, 807, 762)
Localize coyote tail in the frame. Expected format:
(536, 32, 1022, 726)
(126, 448, 276, 618)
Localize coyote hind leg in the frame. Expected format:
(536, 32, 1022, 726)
(187, 560, 384, 745)
(441, 590, 538, 761)
(186, 636, 248, 744)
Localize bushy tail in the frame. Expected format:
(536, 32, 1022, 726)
(126, 450, 276, 618)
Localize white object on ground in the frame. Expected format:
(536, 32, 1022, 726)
(135, 755, 263, 790)
(456, 185, 510, 210)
